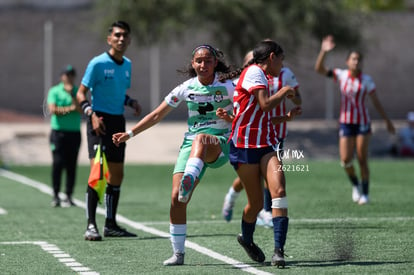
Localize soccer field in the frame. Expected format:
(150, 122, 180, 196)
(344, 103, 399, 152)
(1, 160, 413, 274)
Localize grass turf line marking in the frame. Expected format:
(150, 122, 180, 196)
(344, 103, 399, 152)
(0, 169, 273, 275)
(0, 241, 99, 275)
(0, 207, 7, 215)
(139, 216, 414, 226)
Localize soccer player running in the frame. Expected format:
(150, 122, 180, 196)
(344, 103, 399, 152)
(112, 45, 234, 266)
(220, 40, 295, 268)
(77, 21, 142, 241)
(315, 35, 395, 205)
(221, 51, 302, 227)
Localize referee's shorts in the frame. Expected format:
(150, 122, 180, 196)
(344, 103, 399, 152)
(87, 111, 126, 163)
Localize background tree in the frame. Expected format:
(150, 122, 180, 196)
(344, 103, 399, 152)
(96, 0, 405, 61)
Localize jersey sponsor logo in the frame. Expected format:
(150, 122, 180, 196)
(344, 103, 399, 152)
(197, 102, 214, 115)
(193, 120, 217, 128)
(104, 69, 115, 80)
(187, 91, 225, 104)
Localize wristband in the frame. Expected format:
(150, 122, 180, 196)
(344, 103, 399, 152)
(80, 100, 92, 115)
(127, 130, 134, 138)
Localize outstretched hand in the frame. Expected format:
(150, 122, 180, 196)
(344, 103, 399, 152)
(321, 35, 335, 52)
(112, 132, 129, 147)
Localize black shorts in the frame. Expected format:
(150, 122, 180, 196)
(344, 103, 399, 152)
(229, 140, 276, 170)
(87, 112, 126, 162)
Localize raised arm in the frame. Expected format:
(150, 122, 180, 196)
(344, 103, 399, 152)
(315, 35, 336, 75)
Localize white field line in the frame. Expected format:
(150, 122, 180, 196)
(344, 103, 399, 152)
(139, 216, 414, 226)
(0, 169, 272, 275)
(2, 169, 413, 274)
(0, 241, 99, 275)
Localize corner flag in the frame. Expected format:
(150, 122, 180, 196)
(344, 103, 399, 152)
(88, 143, 108, 204)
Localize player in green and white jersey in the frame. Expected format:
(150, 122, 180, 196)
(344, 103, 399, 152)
(112, 44, 234, 266)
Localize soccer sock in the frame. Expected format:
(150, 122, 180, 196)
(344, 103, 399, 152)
(183, 157, 204, 180)
(361, 180, 369, 195)
(226, 186, 240, 203)
(105, 183, 120, 227)
(86, 186, 99, 226)
(263, 188, 272, 212)
(273, 216, 289, 250)
(241, 219, 256, 244)
(170, 224, 186, 254)
(348, 175, 359, 187)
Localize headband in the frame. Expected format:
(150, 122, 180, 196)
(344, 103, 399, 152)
(192, 44, 217, 57)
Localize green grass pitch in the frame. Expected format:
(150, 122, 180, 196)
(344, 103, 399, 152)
(1, 159, 413, 274)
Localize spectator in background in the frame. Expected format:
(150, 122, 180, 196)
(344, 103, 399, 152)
(397, 111, 414, 157)
(47, 65, 81, 207)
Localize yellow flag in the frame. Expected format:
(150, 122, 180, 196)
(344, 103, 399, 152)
(87, 144, 108, 204)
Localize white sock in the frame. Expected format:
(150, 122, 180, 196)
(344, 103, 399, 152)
(226, 186, 240, 203)
(170, 224, 186, 254)
(183, 157, 204, 180)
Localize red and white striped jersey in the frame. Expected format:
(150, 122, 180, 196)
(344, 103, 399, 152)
(268, 67, 299, 139)
(231, 64, 278, 148)
(333, 69, 376, 125)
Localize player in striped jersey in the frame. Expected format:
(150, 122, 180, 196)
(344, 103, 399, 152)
(220, 40, 296, 268)
(221, 52, 302, 227)
(112, 45, 234, 266)
(315, 35, 395, 205)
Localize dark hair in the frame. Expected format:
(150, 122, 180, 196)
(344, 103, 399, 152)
(108, 21, 131, 34)
(220, 40, 284, 81)
(346, 50, 363, 61)
(178, 44, 231, 78)
(253, 40, 284, 64)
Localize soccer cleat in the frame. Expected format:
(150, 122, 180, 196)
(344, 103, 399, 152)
(222, 195, 234, 222)
(103, 224, 137, 237)
(237, 234, 265, 263)
(61, 197, 76, 207)
(51, 197, 60, 208)
(84, 224, 102, 241)
(256, 209, 273, 228)
(358, 195, 369, 205)
(271, 248, 286, 268)
(352, 186, 361, 203)
(178, 174, 195, 203)
(163, 252, 185, 266)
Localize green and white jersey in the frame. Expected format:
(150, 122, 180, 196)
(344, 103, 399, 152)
(165, 74, 234, 140)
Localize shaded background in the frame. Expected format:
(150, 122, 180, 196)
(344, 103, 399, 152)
(1, 0, 413, 121)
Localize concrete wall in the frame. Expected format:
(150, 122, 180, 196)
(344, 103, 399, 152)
(1, 5, 413, 121)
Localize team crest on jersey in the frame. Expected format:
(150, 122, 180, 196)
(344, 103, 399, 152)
(214, 91, 223, 103)
(170, 96, 179, 103)
(125, 71, 130, 78)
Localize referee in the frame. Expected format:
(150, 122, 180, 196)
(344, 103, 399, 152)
(76, 21, 141, 241)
